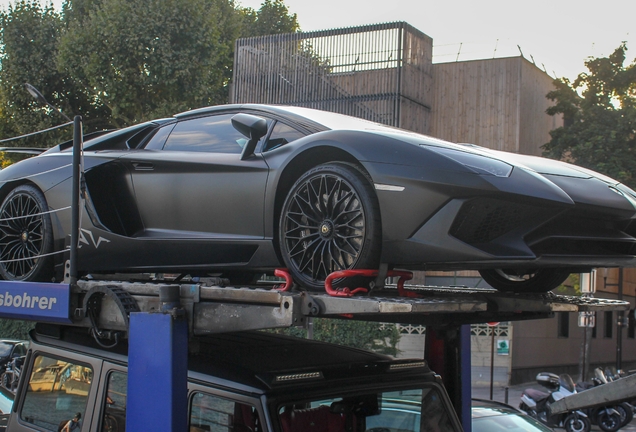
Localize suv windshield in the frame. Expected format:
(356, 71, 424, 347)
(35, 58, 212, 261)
(277, 386, 454, 432)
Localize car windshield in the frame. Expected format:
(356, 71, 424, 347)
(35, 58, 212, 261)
(472, 406, 553, 432)
(0, 343, 13, 357)
(277, 386, 455, 432)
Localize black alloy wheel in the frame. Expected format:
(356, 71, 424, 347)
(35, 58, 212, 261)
(0, 184, 54, 281)
(279, 163, 381, 291)
(479, 268, 571, 293)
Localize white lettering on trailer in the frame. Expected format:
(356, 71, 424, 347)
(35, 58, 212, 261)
(0, 292, 58, 310)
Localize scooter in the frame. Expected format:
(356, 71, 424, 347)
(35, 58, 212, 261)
(520, 372, 591, 432)
(575, 368, 634, 431)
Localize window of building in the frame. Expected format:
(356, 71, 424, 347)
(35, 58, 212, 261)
(557, 312, 569, 338)
(20, 355, 93, 431)
(628, 309, 635, 339)
(604, 311, 613, 338)
(592, 312, 597, 338)
(190, 392, 261, 432)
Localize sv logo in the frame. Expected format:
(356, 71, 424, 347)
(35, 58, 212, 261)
(78, 229, 111, 249)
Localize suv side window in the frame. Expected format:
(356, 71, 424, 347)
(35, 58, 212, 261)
(101, 371, 127, 432)
(163, 114, 247, 154)
(20, 355, 93, 431)
(190, 392, 261, 432)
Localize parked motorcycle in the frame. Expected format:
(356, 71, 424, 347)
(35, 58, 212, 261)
(520, 372, 591, 432)
(575, 368, 635, 431)
(0, 355, 24, 394)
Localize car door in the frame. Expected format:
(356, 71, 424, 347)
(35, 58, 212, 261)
(119, 113, 272, 265)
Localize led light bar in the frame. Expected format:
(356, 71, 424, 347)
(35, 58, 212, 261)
(274, 371, 323, 382)
(389, 361, 427, 371)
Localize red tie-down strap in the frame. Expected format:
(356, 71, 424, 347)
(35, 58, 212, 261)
(325, 269, 415, 298)
(274, 268, 293, 291)
(274, 268, 416, 298)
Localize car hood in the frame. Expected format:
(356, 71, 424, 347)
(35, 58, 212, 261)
(469, 145, 620, 183)
(369, 128, 621, 185)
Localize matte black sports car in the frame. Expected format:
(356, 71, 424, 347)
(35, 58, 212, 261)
(1, 104, 636, 292)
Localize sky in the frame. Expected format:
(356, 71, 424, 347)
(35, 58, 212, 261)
(1, 0, 634, 81)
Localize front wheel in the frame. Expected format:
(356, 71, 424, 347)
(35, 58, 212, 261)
(0, 184, 54, 281)
(279, 163, 381, 291)
(564, 413, 591, 432)
(479, 268, 570, 293)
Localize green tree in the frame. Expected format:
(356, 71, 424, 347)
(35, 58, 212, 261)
(273, 318, 401, 356)
(0, 0, 68, 144)
(57, 0, 239, 128)
(0, 0, 299, 135)
(240, 0, 299, 38)
(0, 319, 34, 340)
(543, 43, 636, 188)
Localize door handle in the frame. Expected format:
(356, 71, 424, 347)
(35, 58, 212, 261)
(132, 162, 154, 170)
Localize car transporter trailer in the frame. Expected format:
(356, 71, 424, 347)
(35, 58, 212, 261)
(0, 117, 631, 432)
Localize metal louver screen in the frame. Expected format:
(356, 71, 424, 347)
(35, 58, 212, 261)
(232, 22, 433, 133)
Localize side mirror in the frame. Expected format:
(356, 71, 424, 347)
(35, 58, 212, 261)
(231, 113, 268, 160)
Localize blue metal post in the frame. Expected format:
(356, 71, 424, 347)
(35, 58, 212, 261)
(460, 324, 472, 432)
(127, 303, 188, 431)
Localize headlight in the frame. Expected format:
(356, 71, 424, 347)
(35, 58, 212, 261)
(423, 145, 513, 177)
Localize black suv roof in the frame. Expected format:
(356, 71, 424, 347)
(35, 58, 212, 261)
(32, 324, 435, 394)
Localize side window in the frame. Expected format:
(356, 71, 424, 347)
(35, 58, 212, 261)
(164, 114, 248, 154)
(101, 371, 127, 432)
(190, 392, 261, 432)
(143, 123, 176, 150)
(263, 121, 305, 152)
(21, 355, 93, 431)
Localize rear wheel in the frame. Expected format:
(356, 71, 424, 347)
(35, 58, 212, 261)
(479, 268, 570, 293)
(279, 163, 381, 291)
(0, 184, 54, 281)
(617, 402, 634, 427)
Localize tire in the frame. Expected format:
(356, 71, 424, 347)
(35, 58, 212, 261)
(617, 402, 634, 427)
(564, 413, 591, 432)
(279, 163, 381, 291)
(479, 268, 570, 293)
(597, 409, 622, 432)
(0, 184, 54, 281)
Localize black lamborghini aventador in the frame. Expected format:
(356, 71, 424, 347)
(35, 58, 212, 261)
(1, 104, 635, 292)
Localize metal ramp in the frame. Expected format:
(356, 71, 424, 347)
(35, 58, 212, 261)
(67, 279, 631, 336)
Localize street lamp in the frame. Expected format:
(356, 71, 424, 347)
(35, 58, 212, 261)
(24, 83, 72, 123)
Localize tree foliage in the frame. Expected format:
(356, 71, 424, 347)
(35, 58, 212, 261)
(543, 43, 636, 188)
(272, 318, 401, 356)
(240, 0, 299, 38)
(0, 0, 299, 136)
(0, 319, 34, 340)
(0, 1, 72, 145)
